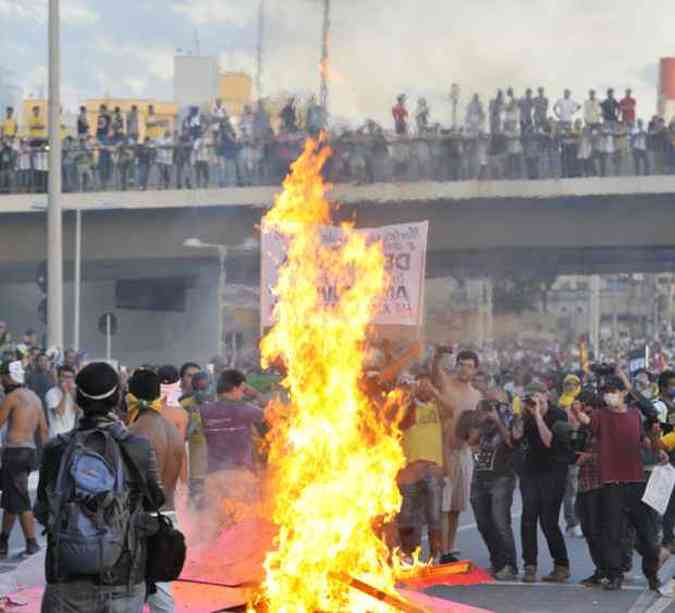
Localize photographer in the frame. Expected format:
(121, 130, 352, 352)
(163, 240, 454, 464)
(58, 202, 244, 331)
(512, 382, 571, 583)
(579, 371, 665, 591)
(569, 393, 607, 587)
(457, 398, 519, 580)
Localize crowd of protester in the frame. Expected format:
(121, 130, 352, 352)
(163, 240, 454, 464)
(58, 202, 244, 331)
(5, 310, 675, 609)
(2, 86, 675, 194)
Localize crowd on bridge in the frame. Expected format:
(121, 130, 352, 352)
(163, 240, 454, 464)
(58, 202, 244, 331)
(5, 308, 675, 609)
(2, 85, 675, 195)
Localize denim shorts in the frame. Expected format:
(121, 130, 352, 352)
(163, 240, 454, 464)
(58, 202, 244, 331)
(399, 467, 443, 532)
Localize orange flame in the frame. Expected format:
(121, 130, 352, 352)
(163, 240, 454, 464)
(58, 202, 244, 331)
(254, 135, 407, 611)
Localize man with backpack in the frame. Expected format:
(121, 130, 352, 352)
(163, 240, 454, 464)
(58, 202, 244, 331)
(35, 362, 165, 612)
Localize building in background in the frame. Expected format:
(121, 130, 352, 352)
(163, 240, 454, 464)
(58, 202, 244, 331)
(658, 57, 675, 125)
(174, 54, 219, 109)
(174, 53, 253, 116)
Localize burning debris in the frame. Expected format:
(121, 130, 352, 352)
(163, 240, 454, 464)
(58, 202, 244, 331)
(253, 135, 409, 611)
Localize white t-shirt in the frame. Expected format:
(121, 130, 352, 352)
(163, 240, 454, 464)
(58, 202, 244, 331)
(45, 386, 79, 438)
(554, 98, 580, 122)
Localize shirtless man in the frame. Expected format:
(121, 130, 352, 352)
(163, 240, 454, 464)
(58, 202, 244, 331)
(128, 368, 185, 613)
(0, 358, 49, 557)
(432, 347, 482, 562)
(158, 365, 190, 484)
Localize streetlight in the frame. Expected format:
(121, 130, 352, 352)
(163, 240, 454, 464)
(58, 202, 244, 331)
(450, 83, 460, 130)
(47, 0, 63, 348)
(183, 237, 258, 360)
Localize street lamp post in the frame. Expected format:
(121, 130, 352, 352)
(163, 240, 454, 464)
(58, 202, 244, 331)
(73, 208, 82, 351)
(183, 237, 257, 361)
(47, 0, 64, 349)
(450, 83, 460, 130)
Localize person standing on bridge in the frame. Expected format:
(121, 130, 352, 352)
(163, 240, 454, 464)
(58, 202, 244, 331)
(553, 89, 580, 130)
(0, 357, 49, 558)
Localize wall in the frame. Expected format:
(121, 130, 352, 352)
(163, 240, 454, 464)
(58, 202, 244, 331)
(0, 270, 220, 367)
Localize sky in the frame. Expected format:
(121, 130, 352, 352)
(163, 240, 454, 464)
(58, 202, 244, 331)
(1, 0, 674, 125)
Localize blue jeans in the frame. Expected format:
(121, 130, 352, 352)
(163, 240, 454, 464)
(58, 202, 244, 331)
(42, 581, 145, 613)
(471, 473, 517, 571)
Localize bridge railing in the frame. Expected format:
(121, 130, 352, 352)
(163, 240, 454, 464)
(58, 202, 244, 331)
(0, 131, 673, 195)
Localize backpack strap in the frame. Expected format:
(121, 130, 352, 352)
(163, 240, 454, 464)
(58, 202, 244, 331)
(117, 441, 161, 516)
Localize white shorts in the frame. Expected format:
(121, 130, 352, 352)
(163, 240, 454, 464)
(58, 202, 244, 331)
(442, 447, 474, 513)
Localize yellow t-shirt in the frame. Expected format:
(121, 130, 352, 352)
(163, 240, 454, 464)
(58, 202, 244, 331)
(401, 400, 443, 466)
(661, 432, 675, 452)
(146, 116, 162, 140)
(1, 118, 17, 137)
(29, 115, 47, 139)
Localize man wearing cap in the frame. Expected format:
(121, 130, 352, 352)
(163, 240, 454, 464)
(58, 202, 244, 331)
(36, 362, 165, 612)
(512, 381, 571, 583)
(577, 370, 665, 591)
(0, 358, 49, 558)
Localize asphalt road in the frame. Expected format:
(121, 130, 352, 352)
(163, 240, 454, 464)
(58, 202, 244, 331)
(3, 475, 675, 612)
(431, 490, 675, 613)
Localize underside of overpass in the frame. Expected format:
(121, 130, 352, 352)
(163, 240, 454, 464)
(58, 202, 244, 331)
(2, 189, 675, 282)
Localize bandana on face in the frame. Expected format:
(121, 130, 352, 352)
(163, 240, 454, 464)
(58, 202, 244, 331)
(8, 360, 24, 385)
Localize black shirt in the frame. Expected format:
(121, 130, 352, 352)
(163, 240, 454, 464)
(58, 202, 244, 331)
(522, 407, 569, 474)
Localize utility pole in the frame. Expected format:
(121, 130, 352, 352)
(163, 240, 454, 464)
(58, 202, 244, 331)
(320, 0, 331, 114)
(256, 0, 265, 99)
(47, 0, 63, 349)
(589, 275, 600, 358)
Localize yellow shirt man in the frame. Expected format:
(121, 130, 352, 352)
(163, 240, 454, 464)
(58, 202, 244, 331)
(401, 400, 444, 466)
(1, 117, 17, 138)
(145, 111, 162, 141)
(29, 113, 47, 139)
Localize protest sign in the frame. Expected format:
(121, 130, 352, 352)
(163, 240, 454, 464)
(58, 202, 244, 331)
(260, 221, 428, 329)
(642, 464, 675, 515)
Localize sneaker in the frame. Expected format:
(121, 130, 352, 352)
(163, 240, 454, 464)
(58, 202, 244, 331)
(567, 525, 583, 538)
(522, 565, 537, 583)
(542, 565, 571, 583)
(24, 539, 40, 556)
(580, 573, 605, 587)
(604, 577, 623, 591)
(0, 535, 8, 560)
(658, 546, 671, 570)
(494, 566, 518, 581)
(439, 553, 459, 564)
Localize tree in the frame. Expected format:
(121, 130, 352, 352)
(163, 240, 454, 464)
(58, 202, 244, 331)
(493, 273, 558, 314)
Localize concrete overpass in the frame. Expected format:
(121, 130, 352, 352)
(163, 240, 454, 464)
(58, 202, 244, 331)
(2, 175, 675, 364)
(2, 175, 675, 282)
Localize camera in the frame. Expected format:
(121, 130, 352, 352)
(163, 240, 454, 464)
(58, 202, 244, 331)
(590, 363, 615, 377)
(569, 428, 589, 454)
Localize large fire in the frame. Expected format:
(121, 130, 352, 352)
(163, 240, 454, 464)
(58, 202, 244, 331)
(255, 136, 408, 611)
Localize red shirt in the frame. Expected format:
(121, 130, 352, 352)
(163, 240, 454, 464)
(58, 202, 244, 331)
(392, 104, 408, 123)
(591, 408, 644, 484)
(619, 96, 636, 123)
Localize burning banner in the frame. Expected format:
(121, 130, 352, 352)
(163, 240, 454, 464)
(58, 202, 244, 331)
(261, 221, 428, 328)
(254, 136, 411, 611)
